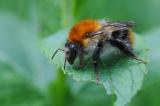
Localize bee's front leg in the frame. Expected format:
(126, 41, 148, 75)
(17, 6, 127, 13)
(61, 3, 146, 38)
(76, 46, 85, 69)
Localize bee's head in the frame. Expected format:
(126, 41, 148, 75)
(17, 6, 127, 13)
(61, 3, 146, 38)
(65, 42, 78, 64)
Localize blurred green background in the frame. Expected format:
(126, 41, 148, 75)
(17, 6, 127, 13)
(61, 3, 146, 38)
(0, 0, 160, 106)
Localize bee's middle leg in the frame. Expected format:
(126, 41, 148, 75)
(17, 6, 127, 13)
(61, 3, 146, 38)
(92, 41, 104, 83)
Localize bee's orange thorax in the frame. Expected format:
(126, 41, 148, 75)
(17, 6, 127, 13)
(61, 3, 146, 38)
(68, 20, 101, 46)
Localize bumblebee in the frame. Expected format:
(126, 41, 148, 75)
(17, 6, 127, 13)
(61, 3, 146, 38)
(52, 19, 146, 82)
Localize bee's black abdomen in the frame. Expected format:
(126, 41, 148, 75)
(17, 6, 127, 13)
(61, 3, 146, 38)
(112, 30, 128, 40)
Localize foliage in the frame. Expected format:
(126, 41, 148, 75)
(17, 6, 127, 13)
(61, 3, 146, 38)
(0, 0, 160, 106)
(0, 13, 54, 106)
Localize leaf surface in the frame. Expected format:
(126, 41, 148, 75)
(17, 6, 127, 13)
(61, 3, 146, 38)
(42, 29, 148, 106)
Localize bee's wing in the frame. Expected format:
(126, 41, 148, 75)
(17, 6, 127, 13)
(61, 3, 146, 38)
(86, 21, 135, 43)
(109, 21, 135, 27)
(102, 21, 135, 33)
(101, 20, 135, 27)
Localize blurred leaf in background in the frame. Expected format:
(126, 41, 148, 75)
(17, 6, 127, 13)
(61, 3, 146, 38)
(0, 7, 55, 106)
(128, 27, 160, 106)
(0, 0, 31, 20)
(0, 63, 50, 106)
(36, 0, 61, 37)
(0, 12, 55, 91)
(36, 0, 75, 37)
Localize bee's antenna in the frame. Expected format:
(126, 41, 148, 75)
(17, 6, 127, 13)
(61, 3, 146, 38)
(64, 58, 67, 70)
(51, 48, 64, 60)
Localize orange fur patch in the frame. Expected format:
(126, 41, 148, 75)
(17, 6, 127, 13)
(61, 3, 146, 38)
(68, 20, 101, 46)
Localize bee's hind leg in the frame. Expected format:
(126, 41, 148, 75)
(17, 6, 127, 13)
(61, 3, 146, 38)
(109, 39, 147, 64)
(92, 41, 104, 84)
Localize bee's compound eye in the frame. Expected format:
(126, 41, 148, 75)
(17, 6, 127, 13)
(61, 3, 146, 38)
(69, 44, 78, 50)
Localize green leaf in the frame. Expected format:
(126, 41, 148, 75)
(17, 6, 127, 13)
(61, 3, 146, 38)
(42, 29, 148, 106)
(0, 11, 55, 106)
(68, 81, 113, 106)
(144, 27, 160, 76)
(36, 0, 75, 37)
(0, 63, 51, 106)
(128, 27, 160, 106)
(0, 13, 55, 92)
(142, 27, 160, 87)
